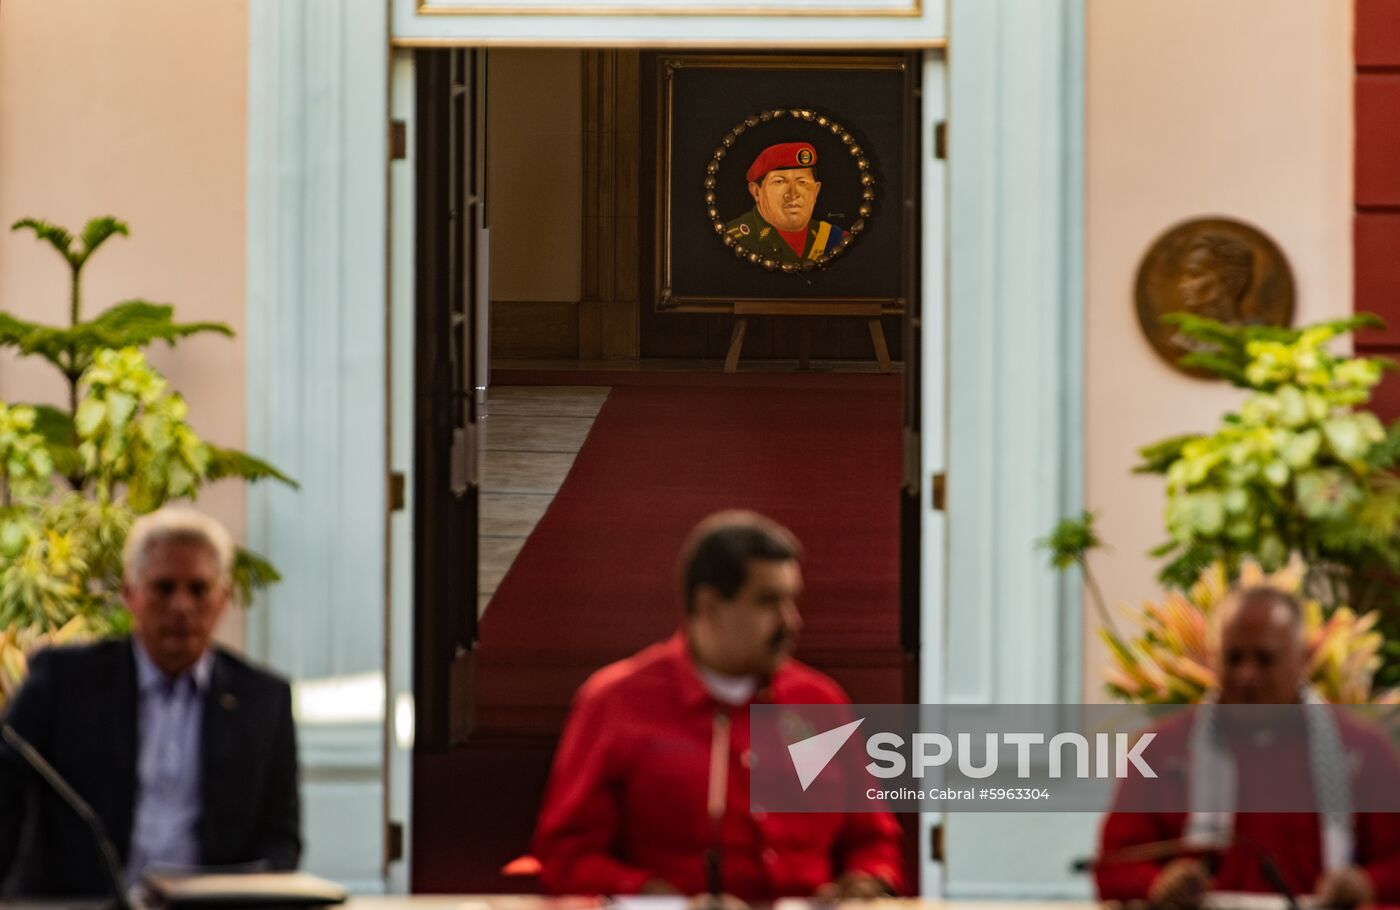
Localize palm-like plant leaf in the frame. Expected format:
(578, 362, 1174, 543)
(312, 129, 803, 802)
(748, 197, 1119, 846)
(1036, 510, 1101, 570)
(1158, 313, 1253, 352)
(0, 313, 71, 369)
(1175, 352, 1250, 386)
(0, 313, 39, 347)
(1318, 313, 1387, 336)
(11, 218, 76, 265)
(75, 217, 129, 268)
(206, 446, 297, 487)
(232, 546, 283, 606)
(0, 304, 233, 377)
(88, 300, 233, 345)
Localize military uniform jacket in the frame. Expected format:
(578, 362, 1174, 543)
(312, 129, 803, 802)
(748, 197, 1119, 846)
(724, 207, 845, 264)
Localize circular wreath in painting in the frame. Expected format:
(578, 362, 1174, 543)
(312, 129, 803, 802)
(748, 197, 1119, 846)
(705, 108, 875, 274)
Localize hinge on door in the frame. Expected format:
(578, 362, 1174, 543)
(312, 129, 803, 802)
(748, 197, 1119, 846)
(933, 121, 947, 160)
(389, 120, 408, 161)
(931, 472, 947, 512)
(388, 472, 406, 512)
(386, 820, 404, 863)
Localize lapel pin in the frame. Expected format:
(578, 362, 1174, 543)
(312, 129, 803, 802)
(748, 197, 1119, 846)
(221, 693, 238, 711)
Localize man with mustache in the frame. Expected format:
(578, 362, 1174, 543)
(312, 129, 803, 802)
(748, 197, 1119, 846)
(724, 142, 845, 264)
(534, 511, 903, 903)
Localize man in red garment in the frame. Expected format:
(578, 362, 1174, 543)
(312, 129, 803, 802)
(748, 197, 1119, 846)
(533, 511, 904, 901)
(1096, 586, 1400, 910)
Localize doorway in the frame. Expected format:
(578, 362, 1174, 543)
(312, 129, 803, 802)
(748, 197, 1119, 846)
(406, 46, 937, 893)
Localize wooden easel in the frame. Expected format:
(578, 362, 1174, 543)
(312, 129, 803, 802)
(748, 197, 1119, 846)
(723, 301, 892, 373)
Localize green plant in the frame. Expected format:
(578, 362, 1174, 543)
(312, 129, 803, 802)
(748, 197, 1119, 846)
(1038, 509, 1119, 640)
(1102, 560, 1398, 705)
(1047, 313, 1400, 691)
(1138, 315, 1400, 606)
(0, 216, 295, 704)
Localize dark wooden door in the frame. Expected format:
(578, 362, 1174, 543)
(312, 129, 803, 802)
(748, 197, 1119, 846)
(413, 47, 484, 753)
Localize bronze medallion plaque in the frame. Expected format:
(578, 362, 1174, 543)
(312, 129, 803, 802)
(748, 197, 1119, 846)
(1135, 217, 1295, 377)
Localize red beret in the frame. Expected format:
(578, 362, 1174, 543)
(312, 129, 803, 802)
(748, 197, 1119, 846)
(746, 142, 818, 183)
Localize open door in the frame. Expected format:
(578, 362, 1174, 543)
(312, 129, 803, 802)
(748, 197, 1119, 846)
(413, 48, 487, 751)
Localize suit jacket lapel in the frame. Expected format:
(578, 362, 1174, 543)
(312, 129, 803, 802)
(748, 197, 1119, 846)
(199, 650, 239, 860)
(108, 641, 138, 860)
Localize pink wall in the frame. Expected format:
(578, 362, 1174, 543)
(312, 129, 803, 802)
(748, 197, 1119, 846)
(0, 0, 250, 641)
(1084, 0, 1354, 699)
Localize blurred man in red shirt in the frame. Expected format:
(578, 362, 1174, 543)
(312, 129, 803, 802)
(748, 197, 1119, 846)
(533, 511, 904, 902)
(1096, 586, 1400, 910)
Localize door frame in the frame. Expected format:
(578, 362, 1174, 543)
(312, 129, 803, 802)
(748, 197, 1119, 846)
(245, 0, 1085, 893)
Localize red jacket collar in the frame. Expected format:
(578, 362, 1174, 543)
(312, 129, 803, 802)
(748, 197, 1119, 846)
(665, 628, 791, 710)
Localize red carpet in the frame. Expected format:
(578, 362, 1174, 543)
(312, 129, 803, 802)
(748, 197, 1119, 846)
(490, 368, 901, 390)
(414, 372, 907, 891)
(474, 372, 905, 734)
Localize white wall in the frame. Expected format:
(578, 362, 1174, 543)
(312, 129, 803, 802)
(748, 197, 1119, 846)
(1083, 0, 1353, 700)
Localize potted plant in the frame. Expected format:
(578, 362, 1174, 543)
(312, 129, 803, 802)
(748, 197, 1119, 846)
(0, 216, 295, 705)
(1044, 314, 1400, 698)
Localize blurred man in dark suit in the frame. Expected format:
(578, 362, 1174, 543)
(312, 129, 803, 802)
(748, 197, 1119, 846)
(0, 507, 300, 895)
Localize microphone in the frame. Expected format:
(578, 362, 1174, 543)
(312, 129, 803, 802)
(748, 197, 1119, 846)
(1232, 832, 1301, 910)
(1072, 834, 1230, 873)
(2, 722, 131, 910)
(1075, 831, 1300, 910)
(704, 712, 730, 900)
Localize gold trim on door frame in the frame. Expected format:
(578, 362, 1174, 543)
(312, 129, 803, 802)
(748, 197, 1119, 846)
(415, 0, 920, 17)
(391, 37, 948, 48)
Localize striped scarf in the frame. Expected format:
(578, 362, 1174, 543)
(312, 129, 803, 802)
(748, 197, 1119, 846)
(1184, 686, 1353, 871)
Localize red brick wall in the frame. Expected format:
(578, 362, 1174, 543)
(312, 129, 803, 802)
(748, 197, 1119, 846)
(1356, 0, 1400, 415)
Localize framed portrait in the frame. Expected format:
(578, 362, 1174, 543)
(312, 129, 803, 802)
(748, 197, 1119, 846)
(652, 54, 915, 313)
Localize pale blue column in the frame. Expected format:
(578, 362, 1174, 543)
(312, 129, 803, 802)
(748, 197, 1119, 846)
(942, 0, 1089, 897)
(946, 0, 1085, 719)
(245, 0, 390, 891)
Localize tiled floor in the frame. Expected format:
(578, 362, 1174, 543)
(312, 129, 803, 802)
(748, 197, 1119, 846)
(476, 386, 610, 617)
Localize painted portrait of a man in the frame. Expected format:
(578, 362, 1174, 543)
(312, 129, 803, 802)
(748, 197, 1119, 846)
(724, 142, 845, 264)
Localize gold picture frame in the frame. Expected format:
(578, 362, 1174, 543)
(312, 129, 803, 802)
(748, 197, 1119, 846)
(653, 54, 912, 314)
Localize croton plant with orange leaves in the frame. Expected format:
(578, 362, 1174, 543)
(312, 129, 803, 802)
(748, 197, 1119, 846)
(1100, 559, 1400, 705)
